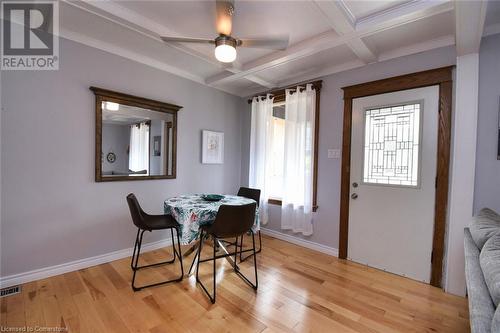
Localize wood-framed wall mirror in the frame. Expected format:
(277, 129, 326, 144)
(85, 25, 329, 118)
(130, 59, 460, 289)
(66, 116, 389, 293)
(90, 87, 181, 182)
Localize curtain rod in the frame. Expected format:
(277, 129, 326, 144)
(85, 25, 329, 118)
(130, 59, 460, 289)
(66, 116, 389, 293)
(250, 86, 308, 102)
(247, 80, 322, 104)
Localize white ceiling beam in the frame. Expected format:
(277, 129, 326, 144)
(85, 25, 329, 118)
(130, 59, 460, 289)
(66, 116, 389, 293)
(63, 0, 222, 67)
(244, 77, 275, 89)
(355, 0, 452, 33)
(62, 0, 276, 89)
(345, 39, 377, 64)
(244, 32, 456, 97)
(60, 29, 205, 85)
(205, 31, 346, 85)
(312, 0, 377, 64)
(335, 0, 356, 26)
(377, 34, 455, 62)
(277, 60, 365, 88)
(455, 0, 488, 56)
(206, 0, 454, 86)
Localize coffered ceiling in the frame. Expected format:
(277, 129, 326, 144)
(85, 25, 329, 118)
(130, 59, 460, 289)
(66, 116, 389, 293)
(60, 1, 499, 97)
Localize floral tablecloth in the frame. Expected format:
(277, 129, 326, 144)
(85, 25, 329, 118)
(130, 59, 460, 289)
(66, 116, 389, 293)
(164, 194, 260, 245)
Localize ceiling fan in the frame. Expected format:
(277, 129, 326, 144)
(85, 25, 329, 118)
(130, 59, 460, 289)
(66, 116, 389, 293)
(160, 0, 289, 63)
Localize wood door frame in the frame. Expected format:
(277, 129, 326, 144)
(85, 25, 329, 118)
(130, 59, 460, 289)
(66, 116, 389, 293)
(164, 121, 173, 175)
(339, 66, 454, 288)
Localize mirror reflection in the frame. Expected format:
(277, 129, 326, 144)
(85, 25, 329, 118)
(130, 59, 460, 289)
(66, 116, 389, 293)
(101, 102, 174, 177)
(92, 86, 180, 182)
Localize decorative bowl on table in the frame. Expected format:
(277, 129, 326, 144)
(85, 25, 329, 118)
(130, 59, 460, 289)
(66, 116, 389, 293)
(201, 194, 224, 202)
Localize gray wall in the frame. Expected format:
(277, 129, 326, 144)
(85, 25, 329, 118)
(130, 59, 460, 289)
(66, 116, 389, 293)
(102, 123, 129, 173)
(241, 46, 457, 249)
(0, 38, 245, 277)
(474, 33, 500, 214)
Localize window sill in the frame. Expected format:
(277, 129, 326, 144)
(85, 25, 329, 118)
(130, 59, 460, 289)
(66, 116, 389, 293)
(267, 198, 318, 212)
(268, 198, 282, 206)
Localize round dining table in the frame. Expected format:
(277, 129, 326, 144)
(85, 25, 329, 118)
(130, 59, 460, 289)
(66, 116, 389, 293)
(164, 194, 260, 245)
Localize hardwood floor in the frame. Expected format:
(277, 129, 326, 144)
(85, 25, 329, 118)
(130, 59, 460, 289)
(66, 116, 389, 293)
(1, 235, 469, 332)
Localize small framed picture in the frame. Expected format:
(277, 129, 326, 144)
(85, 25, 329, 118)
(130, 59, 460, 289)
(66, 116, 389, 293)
(202, 130, 224, 164)
(153, 136, 161, 156)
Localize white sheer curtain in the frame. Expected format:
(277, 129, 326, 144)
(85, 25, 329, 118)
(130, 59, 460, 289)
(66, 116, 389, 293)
(249, 94, 274, 225)
(280, 84, 316, 235)
(129, 122, 150, 173)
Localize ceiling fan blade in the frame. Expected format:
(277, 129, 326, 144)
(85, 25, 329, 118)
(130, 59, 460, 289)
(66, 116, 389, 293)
(215, 0, 234, 36)
(161, 36, 215, 44)
(238, 37, 289, 50)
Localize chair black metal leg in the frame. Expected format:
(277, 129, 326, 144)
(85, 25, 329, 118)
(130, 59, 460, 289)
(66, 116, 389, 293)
(189, 233, 208, 275)
(258, 231, 262, 253)
(252, 231, 259, 288)
(234, 231, 258, 290)
(194, 230, 204, 277)
(175, 228, 184, 277)
(131, 229, 145, 291)
(240, 230, 262, 262)
(132, 231, 176, 271)
(239, 234, 244, 262)
(131, 227, 184, 292)
(196, 230, 258, 303)
(195, 230, 216, 303)
(188, 248, 199, 275)
(233, 237, 239, 272)
(212, 237, 217, 302)
(130, 228, 141, 269)
(195, 231, 218, 304)
(170, 228, 177, 263)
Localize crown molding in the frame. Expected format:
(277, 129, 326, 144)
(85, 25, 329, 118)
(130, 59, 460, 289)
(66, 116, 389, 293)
(455, 0, 487, 56)
(483, 23, 500, 37)
(59, 29, 242, 97)
(378, 34, 455, 62)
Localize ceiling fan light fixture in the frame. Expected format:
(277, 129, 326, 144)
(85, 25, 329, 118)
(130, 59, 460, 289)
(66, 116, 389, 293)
(214, 36, 237, 63)
(215, 44, 236, 63)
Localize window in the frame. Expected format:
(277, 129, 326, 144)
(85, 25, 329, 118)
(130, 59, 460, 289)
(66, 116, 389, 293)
(268, 103, 286, 199)
(362, 102, 421, 187)
(248, 81, 321, 211)
(129, 121, 150, 174)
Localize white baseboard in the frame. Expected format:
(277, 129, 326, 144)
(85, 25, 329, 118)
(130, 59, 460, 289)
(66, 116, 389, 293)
(1, 230, 337, 289)
(260, 228, 338, 257)
(0, 238, 173, 289)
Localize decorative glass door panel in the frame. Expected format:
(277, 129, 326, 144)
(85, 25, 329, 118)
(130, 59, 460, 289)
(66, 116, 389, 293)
(363, 102, 421, 187)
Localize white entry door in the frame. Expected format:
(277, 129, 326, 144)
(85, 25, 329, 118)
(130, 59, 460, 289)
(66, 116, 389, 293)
(348, 86, 439, 283)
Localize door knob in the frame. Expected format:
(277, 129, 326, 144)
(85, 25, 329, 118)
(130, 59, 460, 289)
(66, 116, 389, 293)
(352, 182, 358, 188)
(351, 193, 358, 199)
